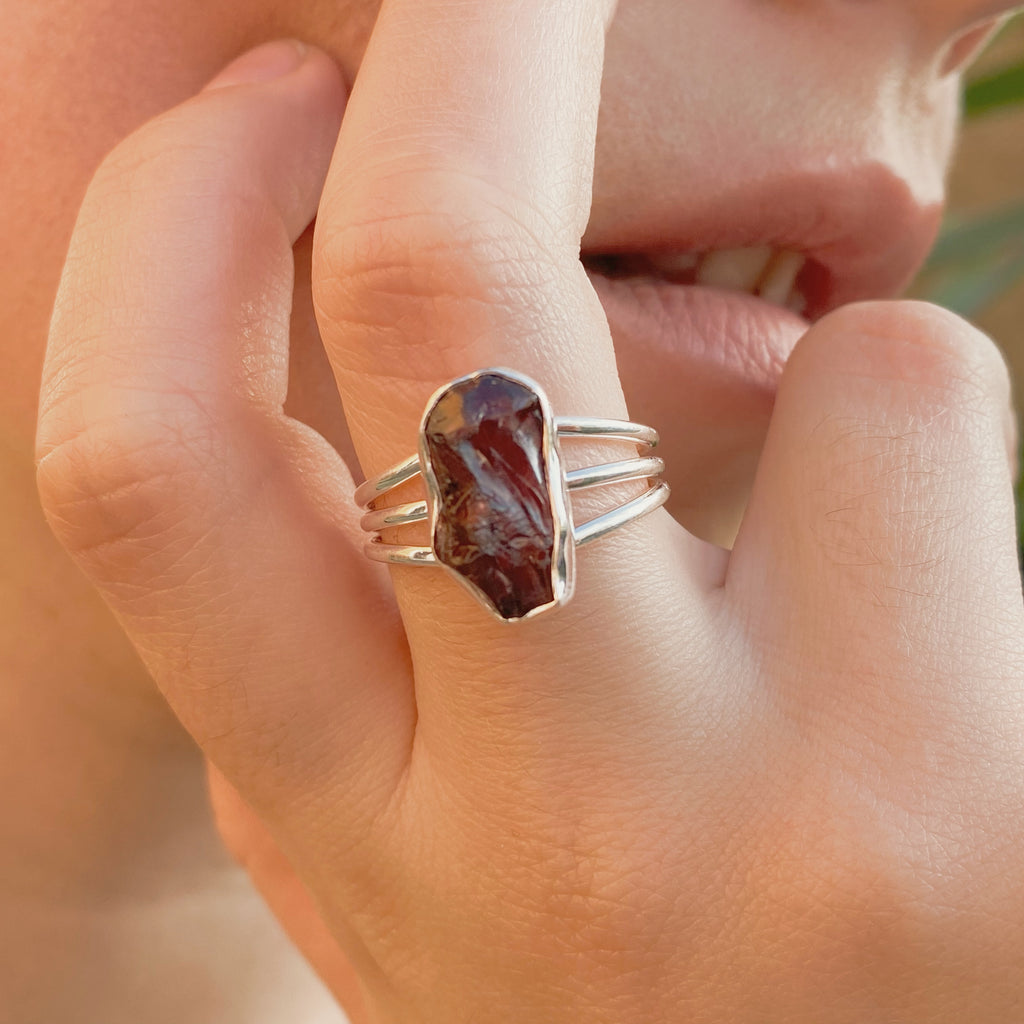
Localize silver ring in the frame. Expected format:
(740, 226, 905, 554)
(356, 368, 669, 623)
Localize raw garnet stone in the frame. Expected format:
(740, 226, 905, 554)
(423, 373, 557, 620)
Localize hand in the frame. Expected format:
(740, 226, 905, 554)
(37, 4, 1024, 1022)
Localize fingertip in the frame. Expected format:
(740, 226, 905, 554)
(204, 39, 310, 92)
(81, 40, 347, 254)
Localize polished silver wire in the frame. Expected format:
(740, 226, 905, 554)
(565, 455, 664, 492)
(354, 416, 660, 509)
(363, 481, 670, 566)
(573, 481, 670, 546)
(359, 456, 664, 534)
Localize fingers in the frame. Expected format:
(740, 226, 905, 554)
(728, 301, 1024, 712)
(36, 43, 414, 830)
(313, 0, 626, 469)
(308, 1, 714, 756)
(311, 0, 712, 660)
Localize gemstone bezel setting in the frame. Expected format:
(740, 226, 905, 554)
(417, 368, 575, 623)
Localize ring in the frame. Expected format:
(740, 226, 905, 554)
(356, 368, 669, 623)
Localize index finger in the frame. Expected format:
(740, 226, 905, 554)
(313, 0, 625, 472)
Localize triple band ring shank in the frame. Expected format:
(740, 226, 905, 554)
(356, 369, 669, 622)
(353, 418, 661, 509)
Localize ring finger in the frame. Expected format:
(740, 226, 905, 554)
(312, 0, 720, 734)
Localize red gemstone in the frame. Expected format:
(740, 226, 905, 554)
(423, 372, 560, 620)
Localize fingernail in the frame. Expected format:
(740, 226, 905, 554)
(205, 40, 309, 92)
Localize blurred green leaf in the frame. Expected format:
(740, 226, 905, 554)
(964, 59, 1024, 118)
(928, 204, 1024, 262)
(915, 202, 1024, 317)
(947, 14, 1024, 559)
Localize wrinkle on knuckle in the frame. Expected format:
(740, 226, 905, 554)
(312, 178, 569, 366)
(36, 405, 224, 574)
(317, 210, 550, 311)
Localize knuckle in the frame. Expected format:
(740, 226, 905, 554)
(816, 300, 1012, 413)
(36, 407, 217, 570)
(791, 304, 1019, 610)
(312, 172, 568, 368)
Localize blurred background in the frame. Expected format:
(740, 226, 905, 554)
(911, 13, 1024, 545)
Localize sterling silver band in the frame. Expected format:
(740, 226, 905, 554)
(362, 480, 670, 566)
(359, 455, 665, 533)
(354, 417, 661, 509)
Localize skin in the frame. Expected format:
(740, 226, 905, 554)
(4, 1, 1024, 1021)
